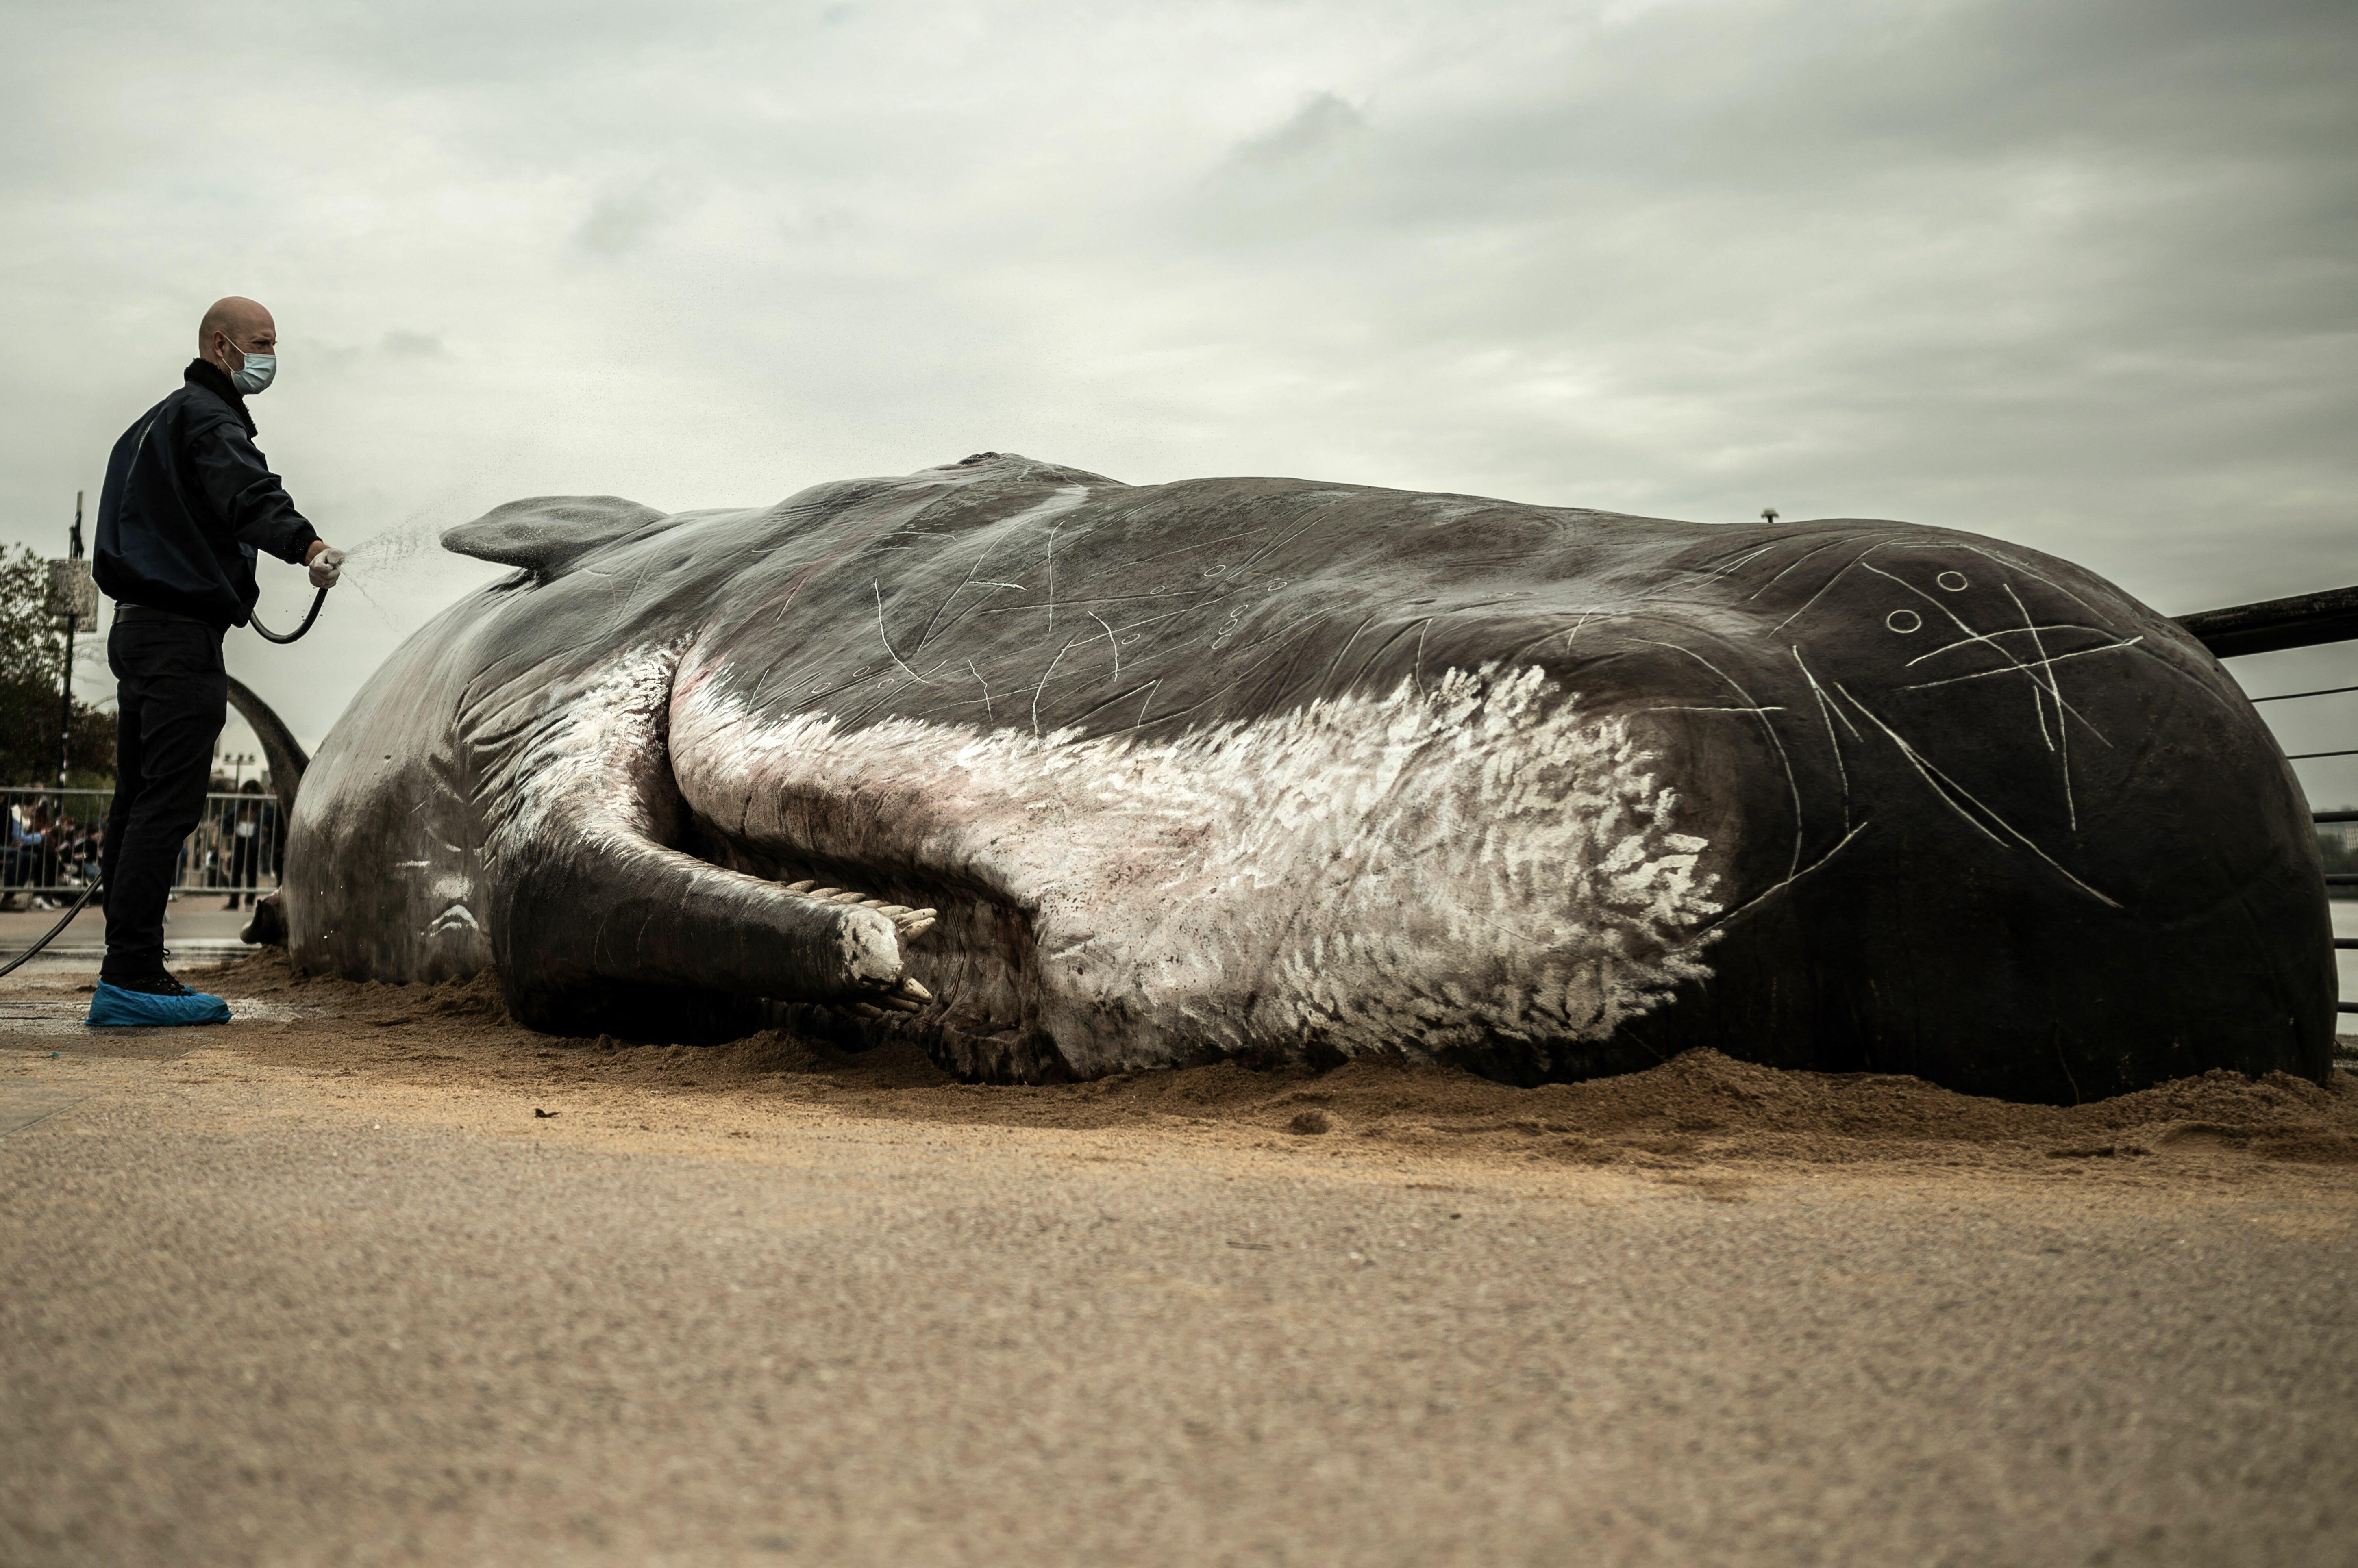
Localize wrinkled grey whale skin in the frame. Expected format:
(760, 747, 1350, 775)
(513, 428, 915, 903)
(285, 453, 2332, 1101)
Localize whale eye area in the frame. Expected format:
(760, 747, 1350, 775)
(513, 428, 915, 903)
(1886, 609, 1923, 634)
(1936, 571, 1970, 591)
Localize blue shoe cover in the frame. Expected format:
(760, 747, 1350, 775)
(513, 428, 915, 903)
(85, 982, 232, 1028)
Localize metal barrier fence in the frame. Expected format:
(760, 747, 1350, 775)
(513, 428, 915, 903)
(2175, 583, 2358, 1015)
(0, 786, 284, 906)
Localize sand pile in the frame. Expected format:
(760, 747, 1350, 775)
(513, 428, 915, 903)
(154, 953, 2358, 1172)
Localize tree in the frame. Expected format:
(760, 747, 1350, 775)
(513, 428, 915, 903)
(0, 543, 114, 786)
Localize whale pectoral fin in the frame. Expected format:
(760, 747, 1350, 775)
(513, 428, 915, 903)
(479, 649, 920, 1036)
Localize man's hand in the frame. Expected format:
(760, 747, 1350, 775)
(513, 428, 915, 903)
(304, 541, 346, 590)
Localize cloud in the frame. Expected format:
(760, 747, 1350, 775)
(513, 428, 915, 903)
(0, 0, 2351, 800)
(1232, 92, 1366, 170)
(575, 192, 660, 257)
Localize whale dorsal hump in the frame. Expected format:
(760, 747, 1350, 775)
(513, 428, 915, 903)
(441, 495, 672, 576)
(912, 452, 1122, 488)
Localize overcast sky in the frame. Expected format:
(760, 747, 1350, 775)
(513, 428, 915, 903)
(5, 0, 2352, 793)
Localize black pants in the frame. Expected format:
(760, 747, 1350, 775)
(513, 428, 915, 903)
(103, 620, 227, 982)
(227, 832, 260, 895)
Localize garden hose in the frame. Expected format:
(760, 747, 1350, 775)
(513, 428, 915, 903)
(248, 585, 329, 644)
(0, 872, 104, 979)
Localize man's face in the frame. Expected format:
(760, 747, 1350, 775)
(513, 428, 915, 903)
(214, 315, 277, 371)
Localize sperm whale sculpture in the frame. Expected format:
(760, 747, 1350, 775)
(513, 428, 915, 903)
(283, 452, 2332, 1101)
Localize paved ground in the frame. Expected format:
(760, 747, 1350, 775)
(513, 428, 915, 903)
(1, 962, 2354, 1566)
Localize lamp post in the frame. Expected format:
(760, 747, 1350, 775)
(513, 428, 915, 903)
(47, 492, 96, 791)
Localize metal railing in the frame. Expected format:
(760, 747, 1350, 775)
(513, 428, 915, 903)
(0, 786, 284, 906)
(2175, 585, 2358, 1014)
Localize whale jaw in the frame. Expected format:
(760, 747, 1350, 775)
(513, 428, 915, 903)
(667, 661, 1727, 1082)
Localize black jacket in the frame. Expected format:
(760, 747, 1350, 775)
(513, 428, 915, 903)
(94, 360, 320, 630)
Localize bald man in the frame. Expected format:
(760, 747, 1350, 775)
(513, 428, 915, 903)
(87, 296, 345, 1026)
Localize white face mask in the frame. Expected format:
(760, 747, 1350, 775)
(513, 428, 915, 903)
(221, 337, 276, 395)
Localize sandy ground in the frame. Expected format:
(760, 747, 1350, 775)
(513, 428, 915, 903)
(2, 954, 2355, 1567)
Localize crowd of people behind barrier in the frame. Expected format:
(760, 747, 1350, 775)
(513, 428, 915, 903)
(2, 780, 280, 912)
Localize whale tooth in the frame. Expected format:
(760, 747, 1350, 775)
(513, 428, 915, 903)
(778, 875, 934, 938)
(894, 976, 933, 1003)
(879, 992, 924, 1012)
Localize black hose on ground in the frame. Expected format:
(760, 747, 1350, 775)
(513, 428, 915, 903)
(0, 873, 104, 980)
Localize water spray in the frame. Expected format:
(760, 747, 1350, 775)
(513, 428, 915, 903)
(246, 512, 431, 641)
